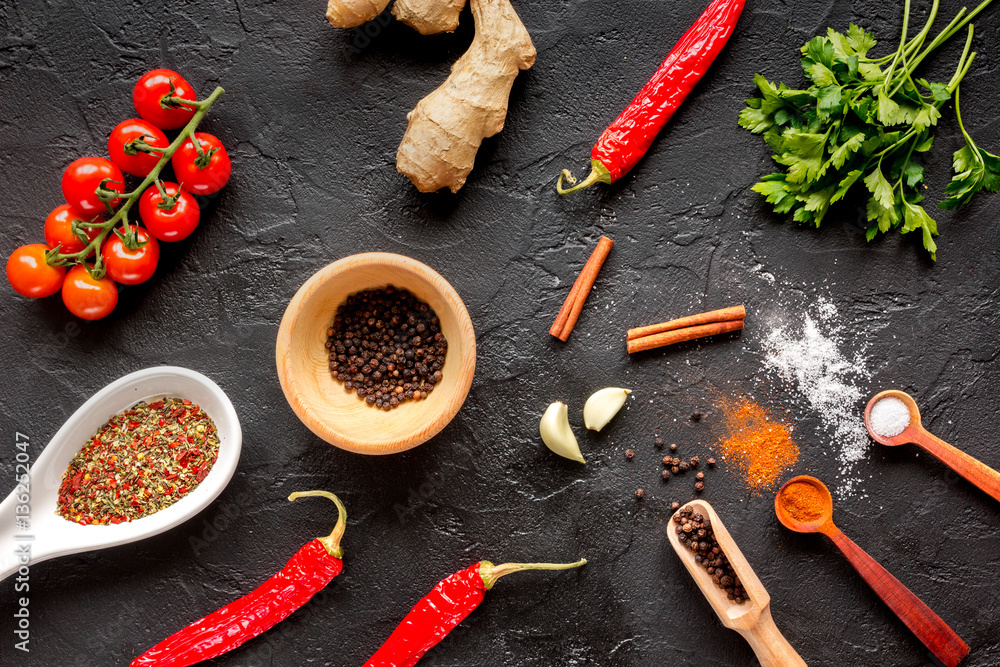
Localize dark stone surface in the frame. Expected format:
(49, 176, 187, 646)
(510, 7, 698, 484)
(1, 0, 998, 665)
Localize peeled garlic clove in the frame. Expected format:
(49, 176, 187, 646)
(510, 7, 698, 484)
(540, 401, 585, 463)
(583, 387, 631, 431)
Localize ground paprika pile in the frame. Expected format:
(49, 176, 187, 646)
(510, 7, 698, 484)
(717, 397, 799, 491)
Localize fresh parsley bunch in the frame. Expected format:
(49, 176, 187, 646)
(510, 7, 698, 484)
(739, 0, 998, 259)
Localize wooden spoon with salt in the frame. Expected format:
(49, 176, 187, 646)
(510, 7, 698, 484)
(865, 390, 1000, 503)
(775, 476, 969, 667)
(666, 499, 806, 666)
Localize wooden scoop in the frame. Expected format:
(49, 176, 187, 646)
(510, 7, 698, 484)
(775, 476, 968, 667)
(865, 390, 1000, 503)
(666, 499, 806, 666)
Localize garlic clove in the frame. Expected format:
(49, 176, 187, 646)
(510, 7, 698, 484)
(540, 401, 585, 463)
(583, 387, 631, 431)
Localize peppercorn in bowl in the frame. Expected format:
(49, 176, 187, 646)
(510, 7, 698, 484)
(276, 252, 476, 454)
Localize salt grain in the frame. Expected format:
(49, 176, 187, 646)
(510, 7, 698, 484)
(869, 397, 910, 437)
(761, 298, 870, 495)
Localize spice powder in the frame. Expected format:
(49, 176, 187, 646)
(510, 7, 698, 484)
(56, 398, 220, 525)
(717, 397, 799, 491)
(779, 481, 826, 523)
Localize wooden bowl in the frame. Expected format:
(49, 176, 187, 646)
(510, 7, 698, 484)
(276, 253, 476, 454)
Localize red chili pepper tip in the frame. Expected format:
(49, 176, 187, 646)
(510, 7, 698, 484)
(288, 490, 348, 559)
(479, 558, 587, 590)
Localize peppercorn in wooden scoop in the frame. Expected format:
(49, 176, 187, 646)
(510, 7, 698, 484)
(865, 390, 1000, 503)
(666, 499, 806, 666)
(775, 475, 969, 667)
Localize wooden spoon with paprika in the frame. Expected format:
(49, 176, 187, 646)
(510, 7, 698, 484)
(775, 475, 969, 667)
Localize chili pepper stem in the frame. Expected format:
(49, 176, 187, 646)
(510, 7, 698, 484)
(288, 490, 347, 559)
(556, 160, 612, 195)
(479, 558, 587, 590)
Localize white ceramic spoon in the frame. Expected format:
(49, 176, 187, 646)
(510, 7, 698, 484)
(0, 366, 242, 581)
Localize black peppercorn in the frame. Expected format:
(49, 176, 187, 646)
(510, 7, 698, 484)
(669, 443, 678, 452)
(670, 501, 680, 511)
(695, 472, 705, 481)
(694, 481, 705, 492)
(661, 470, 670, 481)
(625, 449, 635, 460)
(327, 287, 446, 411)
(654, 436, 664, 448)
(635, 488, 645, 499)
(671, 466, 680, 474)
(707, 457, 717, 467)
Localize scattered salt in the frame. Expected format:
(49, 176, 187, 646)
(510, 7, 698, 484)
(869, 397, 910, 437)
(760, 298, 870, 495)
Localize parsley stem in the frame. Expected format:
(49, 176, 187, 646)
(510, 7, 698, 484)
(883, 0, 912, 85)
(953, 85, 984, 166)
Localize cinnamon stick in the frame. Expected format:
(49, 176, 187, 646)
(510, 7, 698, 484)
(626, 319, 744, 354)
(549, 235, 614, 341)
(627, 305, 746, 342)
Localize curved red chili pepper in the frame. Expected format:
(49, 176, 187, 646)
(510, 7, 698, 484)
(364, 558, 586, 667)
(557, 0, 747, 194)
(131, 490, 347, 667)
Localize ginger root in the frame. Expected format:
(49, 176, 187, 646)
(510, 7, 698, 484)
(326, 0, 391, 28)
(392, 0, 467, 35)
(396, 0, 535, 193)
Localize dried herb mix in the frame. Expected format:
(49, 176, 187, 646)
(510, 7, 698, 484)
(57, 398, 220, 525)
(326, 286, 447, 411)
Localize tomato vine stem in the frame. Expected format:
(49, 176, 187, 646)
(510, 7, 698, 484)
(46, 86, 225, 278)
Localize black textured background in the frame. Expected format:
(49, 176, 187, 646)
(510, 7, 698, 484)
(1, 0, 999, 665)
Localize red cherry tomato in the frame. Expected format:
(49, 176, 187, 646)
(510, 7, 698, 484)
(133, 69, 198, 130)
(44, 204, 102, 255)
(171, 133, 231, 196)
(61, 264, 118, 320)
(138, 182, 200, 242)
(108, 119, 169, 177)
(7, 244, 66, 298)
(62, 157, 125, 216)
(102, 226, 159, 285)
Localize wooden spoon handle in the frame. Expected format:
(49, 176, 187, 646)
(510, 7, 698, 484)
(740, 607, 807, 667)
(825, 528, 968, 667)
(911, 428, 1000, 503)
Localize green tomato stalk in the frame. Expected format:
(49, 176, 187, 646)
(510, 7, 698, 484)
(46, 86, 225, 279)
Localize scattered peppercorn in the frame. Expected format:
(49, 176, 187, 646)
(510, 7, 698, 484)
(707, 457, 717, 467)
(678, 461, 689, 472)
(671, 466, 680, 474)
(671, 506, 746, 604)
(654, 436, 664, 448)
(661, 470, 670, 481)
(669, 443, 678, 452)
(690, 456, 700, 467)
(326, 286, 447, 411)
(625, 448, 635, 460)
(635, 488, 645, 499)
(695, 472, 705, 481)
(670, 501, 681, 511)
(694, 481, 705, 492)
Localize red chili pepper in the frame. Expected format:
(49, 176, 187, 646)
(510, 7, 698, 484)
(557, 0, 746, 194)
(130, 490, 347, 667)
(364, 558, 586, 667)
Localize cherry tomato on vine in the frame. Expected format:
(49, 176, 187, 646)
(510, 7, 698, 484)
(62, 157, 125, 216)
(102, 226, 159, 285)
(6, 244, 66, 298)
(139, 182, 200, 242)
(44, 204, 102, 255)
(108, 119, 169, 177)
(61, 264, 118, 320)
(133, 69, 198, 130)
(171, 133, 230, 196)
